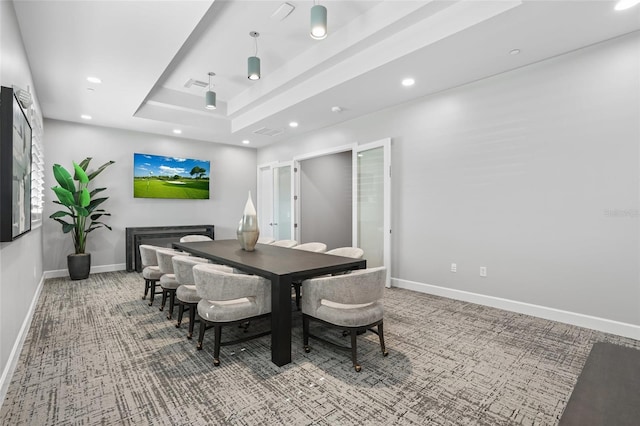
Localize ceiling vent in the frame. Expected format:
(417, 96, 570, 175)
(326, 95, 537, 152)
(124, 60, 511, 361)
(184, 78, 208, 89)
(253, 127, 283, 137)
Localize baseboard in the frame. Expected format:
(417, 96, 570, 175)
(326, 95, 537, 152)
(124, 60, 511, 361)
(43, 263, 127, 279)
(0, 274, 45, 407)
(391, 278, 640, 341)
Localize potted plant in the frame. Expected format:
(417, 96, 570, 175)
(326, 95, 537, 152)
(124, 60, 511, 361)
(50, 157, 115, 280)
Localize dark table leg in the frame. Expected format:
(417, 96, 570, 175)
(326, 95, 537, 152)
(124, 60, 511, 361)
(270, 275, 292, 366)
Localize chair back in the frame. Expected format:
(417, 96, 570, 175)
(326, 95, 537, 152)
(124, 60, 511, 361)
(325, 247, 364, 259)
(270, 239, 298, 248)
(293, 242, 327, 253)
(193, 264, 271, 314)
(139, 244, 162, 267)
(305, 266, 386, 306)
(179, 235, 213, 243)
(156, 248, 188, 274)
(173, 255, 211, 285)
(257, 237, 275, 244)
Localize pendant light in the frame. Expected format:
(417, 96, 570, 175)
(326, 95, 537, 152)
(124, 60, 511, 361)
(205, 72, 216, 110)
(248, 31, 261, 81)
(310, 1, 327, 40)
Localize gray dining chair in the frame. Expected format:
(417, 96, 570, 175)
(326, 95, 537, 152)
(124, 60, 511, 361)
(291, 242, 327, 309)
(139, 244, 164, 304)
(257, 237, 275, 244)
(325, 247, 364, 259)
(172, 255, 220, 339)
(193, 263, 272, 366)
(301, 266, 388, 372)
(270, 239, 298, 248)
(156, 248, 190, 318)
(179, 235, 213, 243)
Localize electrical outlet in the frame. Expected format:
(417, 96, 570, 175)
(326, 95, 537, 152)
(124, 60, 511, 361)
(480, 266, 487, 277)
(451, 263, 457, 273)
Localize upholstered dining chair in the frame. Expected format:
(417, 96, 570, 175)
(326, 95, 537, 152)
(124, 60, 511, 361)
(179, 235, 213, 243)
(172, 255, 232, 339)
(257, 237, 275, 245)
(301, 266, 388, 372)
(156, 248, 190, 319)
(325, 247, 364, 259)
(192, 263, 272, 366)
(270, 239, 298, 248)
(291, 242, 328, 309)
(139, 245, 164, 304)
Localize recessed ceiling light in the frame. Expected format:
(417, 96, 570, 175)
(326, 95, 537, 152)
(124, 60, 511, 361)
(80, 114, 92, 120)
(401, 78, 415, 87)
(331, 106, 343, 113)
(289, 121, 299, 128)
(87, 76, 102, 84)
(615, 0, 640, 11)
(509, 49, 521, 56)
(87, 87, 95, 91)
(242, 140, 250, 145)
(173, 129, 182, 134)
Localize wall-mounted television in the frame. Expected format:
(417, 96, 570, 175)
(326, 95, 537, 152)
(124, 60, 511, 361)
(133, 153, 210, 199)
(0, 86, 32, 241)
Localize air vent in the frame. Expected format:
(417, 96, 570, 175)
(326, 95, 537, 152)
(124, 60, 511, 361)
(184, 78, 208, 89)
(253, 127, 283, 137)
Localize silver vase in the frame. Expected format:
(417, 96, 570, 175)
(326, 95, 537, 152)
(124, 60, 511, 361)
(237, 191, 260, 251)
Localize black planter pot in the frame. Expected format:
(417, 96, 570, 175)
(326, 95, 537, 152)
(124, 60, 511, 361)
(67, 253, 91, 280)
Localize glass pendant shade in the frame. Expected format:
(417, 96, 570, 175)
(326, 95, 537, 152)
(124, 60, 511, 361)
(248, 56, 261, 80)
(205, 90, 216, 110)
(310, 5, 327, 40)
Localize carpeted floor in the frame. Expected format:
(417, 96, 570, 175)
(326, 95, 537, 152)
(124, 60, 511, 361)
(1, 271, 639, 425)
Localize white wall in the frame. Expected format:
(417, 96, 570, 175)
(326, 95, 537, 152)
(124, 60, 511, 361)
(42, 119, 257, 272)
(299, 152, 352, 249)
(258, 32, 640, 333)
(0, 0, 45, 402)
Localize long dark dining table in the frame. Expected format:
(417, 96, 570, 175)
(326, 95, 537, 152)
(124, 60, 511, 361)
(172, 239, 366, 366)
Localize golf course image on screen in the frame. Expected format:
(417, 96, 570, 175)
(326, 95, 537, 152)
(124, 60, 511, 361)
(133, 153, 210, 199)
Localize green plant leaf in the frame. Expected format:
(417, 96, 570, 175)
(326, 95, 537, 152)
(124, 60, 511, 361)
(49, 211, 72, 218)
(73, 162, 89, 184)
(78, 157, 92, 171)
(53, 218, 75, 233)
(78, 188, 90, 207)
(53, 164, 75, 192)
(86, 197, 107, 213)
(87, 160, 115, 181)
(52, 186, 75, 207)
(90, 187, 106, 197)
(76, 206, 90, 217)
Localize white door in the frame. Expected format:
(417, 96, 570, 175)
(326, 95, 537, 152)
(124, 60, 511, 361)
(257, 162, 295, 241)
(354, 138, 391, 287)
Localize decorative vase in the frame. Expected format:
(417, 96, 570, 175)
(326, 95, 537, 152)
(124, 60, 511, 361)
(68, 253, 91, 280)
(237, 191, 260, 251)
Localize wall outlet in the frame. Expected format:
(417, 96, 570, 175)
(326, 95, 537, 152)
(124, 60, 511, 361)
(451, 263, 457, 273)
(480, 266, 487, 277)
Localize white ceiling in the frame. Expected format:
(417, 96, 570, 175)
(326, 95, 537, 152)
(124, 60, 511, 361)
(12, 0, 640, 149)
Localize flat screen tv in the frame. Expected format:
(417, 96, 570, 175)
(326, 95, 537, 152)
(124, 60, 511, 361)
(133, 153, 210, 199)
(0, 86, 32, 241)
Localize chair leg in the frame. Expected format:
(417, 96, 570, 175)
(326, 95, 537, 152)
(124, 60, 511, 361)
(167, 290, 176, 320)
(350, 330, 361, 372)
(159, 289, 168, 311)
(378, 321, 389, 357)
(148, 281, 157, 306)
(143, 279, 150, 299)
(303, 315, 310, 353)
(197, 317, 206, 350)
(175, 303, 185, 328)
(213, 325, 222, 366)
(294, 283, 301, 310)
(187, 304, 197, 339)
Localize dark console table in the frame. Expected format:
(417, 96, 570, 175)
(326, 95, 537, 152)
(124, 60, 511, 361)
(126, 224, 214, 272)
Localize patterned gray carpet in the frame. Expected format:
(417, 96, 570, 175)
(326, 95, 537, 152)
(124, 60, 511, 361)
(1, 272, 639, 425)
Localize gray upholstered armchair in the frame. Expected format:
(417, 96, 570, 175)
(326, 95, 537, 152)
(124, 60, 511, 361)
(156, 248, 190, 319)
(192, 263, 272, 366)
(179, 235, 213, 243)
(172, 256, 233, 339)
(301, 266, 388, 372)
(139, 244, 164, 305)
